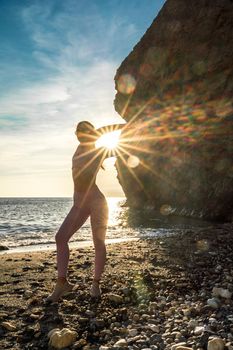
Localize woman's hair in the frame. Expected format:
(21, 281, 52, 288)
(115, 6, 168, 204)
(76, 120, 105, 170)
(76, 121, 96, 134)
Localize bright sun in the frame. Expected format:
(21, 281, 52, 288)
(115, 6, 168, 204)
(95, 130, 121, 150)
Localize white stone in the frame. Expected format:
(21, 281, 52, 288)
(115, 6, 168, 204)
(147, 324, 160, 333)
(128, 328, 138, 337)
(215, 265, 222, 272)
(171, 343, 187, 350)
(207, 337, 225, 350)
(194, 326, 204, 335)
(114, 339, 127, 347)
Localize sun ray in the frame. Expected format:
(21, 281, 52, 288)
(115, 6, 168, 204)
(120, 128, 199, 145)
(119, 139, 168, 160)
(120, 91, 134, 119)
(125, 96, 156, 127)
(73, 146, 107, 179)
(95, 130, 122, 150)
(115, 146, 149, 194)
(117, 144, 177, 189)
(123, 84, 169, 131)
(75, 146, 99, 160)
(119, 142, 156, 155)
(114, 156, 125, 190)
(116, 151, 146, 192)
(139, 158, 178, 189)
(78, 148, 108, 207)
(120, 141, 190, 175)
(95, 123, 128, 139)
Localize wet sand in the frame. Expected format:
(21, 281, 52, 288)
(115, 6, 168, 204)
(0, 237, 138, 255)
(0, 223, 232, 349)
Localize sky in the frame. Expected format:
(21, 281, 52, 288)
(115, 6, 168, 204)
(0, 0, 165, 197)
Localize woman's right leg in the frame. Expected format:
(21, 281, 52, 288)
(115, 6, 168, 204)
(47, 205, 89, 302)
(55, 205, 89, 278)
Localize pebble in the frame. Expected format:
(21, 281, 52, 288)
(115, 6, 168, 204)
(171, 342, 188, 350)
(107, 293, 124, 303)
(194, 326, 204, 335)
(113, 338, 128, 347)
(128, 328, 138, 337)
(188, 319, 198, 329)
(0, 245, 9, 251)
(90, 318, 105, 329)
(132, 314, 140, 322)
(147, 324, 160, 333)
(24, 290, 33, 298)
(78, 317, 89, 324)
(85, 310, 95, 317)
(207, 337, 225, 350)
(212, 287, 232, 299)
(48, 328, 77, 349)
(207, 298, 220, 309)
(1, 229, 233, 350)
(226, 343, 233, 350)
(1, 322, 17, 331)
(73, 338, 87, 348)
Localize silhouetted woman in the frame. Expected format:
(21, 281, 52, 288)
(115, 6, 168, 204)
(47, 121, 124, 302)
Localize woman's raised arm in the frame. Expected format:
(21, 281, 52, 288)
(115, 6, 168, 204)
(95, 123, 126, 136)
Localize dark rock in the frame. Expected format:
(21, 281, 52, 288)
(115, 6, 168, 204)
(197, 331, 210, 348)
(0, 245, 9, 251)
(30, 282, 40, 287)
(114, 0, 233, 221)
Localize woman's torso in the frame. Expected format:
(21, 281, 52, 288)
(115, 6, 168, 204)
(72, 145, 104, 193)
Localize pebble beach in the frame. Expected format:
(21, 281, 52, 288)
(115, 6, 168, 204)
(0, 223, 233, 350)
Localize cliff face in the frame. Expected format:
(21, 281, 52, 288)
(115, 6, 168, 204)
(114, 0, 233, 221)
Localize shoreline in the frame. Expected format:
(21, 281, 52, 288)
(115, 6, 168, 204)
(0, 223, 232, 349)
(0, 237, 138, 255)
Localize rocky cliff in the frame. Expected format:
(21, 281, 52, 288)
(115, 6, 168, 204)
(114, 0, 233, 221)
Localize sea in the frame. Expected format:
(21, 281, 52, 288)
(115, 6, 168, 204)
(0, 197, 211, 251)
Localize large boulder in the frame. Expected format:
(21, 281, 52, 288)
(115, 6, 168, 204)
(114, 0, 233, 221)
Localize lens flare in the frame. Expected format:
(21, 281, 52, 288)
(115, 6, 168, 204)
(160, 204, 172, 216)
(196, 239, 209, 252)
(127, 155, 140, 168)
(95, 130, 121, 150)
(117, 74, 136, 95)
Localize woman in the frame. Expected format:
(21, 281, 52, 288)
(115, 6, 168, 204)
(47, 121, 125, 302)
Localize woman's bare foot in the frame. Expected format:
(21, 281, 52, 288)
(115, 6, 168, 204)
(90, 279, 101, 298)
(46, 278, 74, 302)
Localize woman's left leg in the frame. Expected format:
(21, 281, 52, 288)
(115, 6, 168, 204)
(92, 227, 107, 281)
(90, 196, 108, 296)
